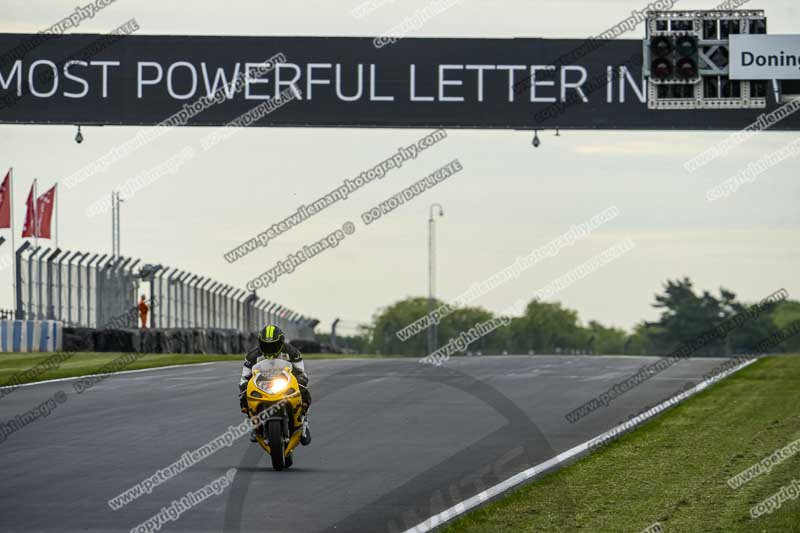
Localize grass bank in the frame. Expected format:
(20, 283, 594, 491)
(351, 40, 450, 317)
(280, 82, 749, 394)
(444, 356, 800, 533)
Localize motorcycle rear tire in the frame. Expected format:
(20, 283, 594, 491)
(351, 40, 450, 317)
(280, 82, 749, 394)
(268, 419, 285, 471)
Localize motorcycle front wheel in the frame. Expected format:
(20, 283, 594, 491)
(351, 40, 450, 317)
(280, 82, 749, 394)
(268, 419, 285, 471)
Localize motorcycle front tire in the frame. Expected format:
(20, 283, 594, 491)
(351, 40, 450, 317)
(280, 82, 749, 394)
(268, 419, 285, 471)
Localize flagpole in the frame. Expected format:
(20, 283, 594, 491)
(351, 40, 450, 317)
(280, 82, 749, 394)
(33, 178, 38, 248)
(54, 183, 59, 249)
(9, 168, 16, 317)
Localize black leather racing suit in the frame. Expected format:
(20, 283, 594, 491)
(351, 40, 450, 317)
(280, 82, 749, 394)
(238, 342, 311, 411)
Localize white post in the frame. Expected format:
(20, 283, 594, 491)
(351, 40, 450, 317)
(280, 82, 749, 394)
(427, 203, 444, 354)
(117, 192, 123, 257)
(111, 192, 115, 258)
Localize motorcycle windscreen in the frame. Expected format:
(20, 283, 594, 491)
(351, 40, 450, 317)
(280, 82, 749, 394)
(253, 359, 292, 379)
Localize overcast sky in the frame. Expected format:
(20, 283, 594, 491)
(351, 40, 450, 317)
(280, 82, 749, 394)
(1, 0, 799, 334)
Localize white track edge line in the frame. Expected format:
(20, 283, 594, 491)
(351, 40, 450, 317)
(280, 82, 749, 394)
(403, 357, 759, 533)
(0, 361, 219, 391)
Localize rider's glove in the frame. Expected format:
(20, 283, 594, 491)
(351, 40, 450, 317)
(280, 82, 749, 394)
(239, 392, 248, 413)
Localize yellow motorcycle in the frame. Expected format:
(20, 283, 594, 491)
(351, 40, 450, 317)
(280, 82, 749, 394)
(245, 359, 305, 471)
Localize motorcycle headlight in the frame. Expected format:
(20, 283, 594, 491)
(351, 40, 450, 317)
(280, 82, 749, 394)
(264, 377, 289, 394)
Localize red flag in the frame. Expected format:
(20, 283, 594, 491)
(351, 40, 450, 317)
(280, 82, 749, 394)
(36, 185, 56, 239)
(21, 182, 36, 237)
(0, 171, 9, 229)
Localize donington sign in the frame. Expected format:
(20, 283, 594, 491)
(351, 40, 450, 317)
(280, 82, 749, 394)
(730, 34, 800, 80)
(2, 33, 800, 130)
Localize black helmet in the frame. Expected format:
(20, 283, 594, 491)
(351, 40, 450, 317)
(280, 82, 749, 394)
(258, 324, 285, 357)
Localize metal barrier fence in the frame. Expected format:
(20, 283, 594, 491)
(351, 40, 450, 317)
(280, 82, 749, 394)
(12, 242, 317, 340)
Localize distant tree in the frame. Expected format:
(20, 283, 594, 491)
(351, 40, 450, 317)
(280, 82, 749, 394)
(720, 293, 778, 354)
(361, 280, 796, 359)
(626, 323, 656, 355)
(438, 306, 506, 354)
(317, 326, 373, 354)
(507, 300, 586, 353)
(371, 297, 432, 355)
(370, 297, 512, 355)
(585, 320, 628, 355)
(640, 278, 783, 356)
(771, 300, 800, 329)
(645, 278, 724, 355)
(762, 300, 800, 353)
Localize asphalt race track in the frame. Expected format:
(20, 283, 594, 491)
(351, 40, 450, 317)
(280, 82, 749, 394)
(0, 355, 732, 533)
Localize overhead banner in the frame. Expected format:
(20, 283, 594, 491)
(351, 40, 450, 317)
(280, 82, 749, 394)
(2, 33, 800, 130)
(730, 34, 800, 80)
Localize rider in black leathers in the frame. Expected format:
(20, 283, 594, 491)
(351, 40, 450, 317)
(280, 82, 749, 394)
(239, 324, 311, 445)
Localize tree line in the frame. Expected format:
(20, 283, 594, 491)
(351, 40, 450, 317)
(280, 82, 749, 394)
(324, 278, 800, 357)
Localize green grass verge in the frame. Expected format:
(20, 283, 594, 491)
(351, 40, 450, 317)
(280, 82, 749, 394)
(0, 352, 389, 386)
(443, 356, 800, 533)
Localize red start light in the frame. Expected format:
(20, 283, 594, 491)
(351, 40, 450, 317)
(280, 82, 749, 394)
(677, 58, 697, 79)
(652, 58, 672, 79)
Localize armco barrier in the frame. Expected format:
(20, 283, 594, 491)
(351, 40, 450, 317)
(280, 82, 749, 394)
(0, 320, 63, 352)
